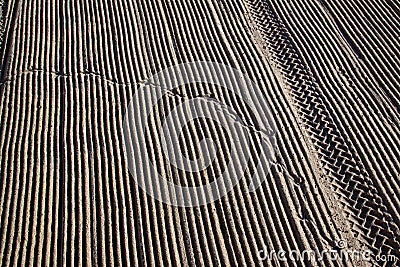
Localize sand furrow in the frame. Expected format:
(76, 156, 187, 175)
(0, 0, 398, 266)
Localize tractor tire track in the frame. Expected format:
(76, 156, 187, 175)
(243, 0, 400, 264)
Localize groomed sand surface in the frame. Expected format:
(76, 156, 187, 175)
(0, 0, 399, 266)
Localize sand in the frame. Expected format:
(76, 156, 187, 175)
(0, 0, 399, 266)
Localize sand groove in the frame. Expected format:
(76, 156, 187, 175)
(0, 0, 398, 266)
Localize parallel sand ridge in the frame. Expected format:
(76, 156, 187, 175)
(0, 0, 399, 266)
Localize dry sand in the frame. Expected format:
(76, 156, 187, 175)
(0, 0, 399, 266)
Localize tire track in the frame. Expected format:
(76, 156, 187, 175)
(269, 0, 400, 257)
(270, 0, 400, 233)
